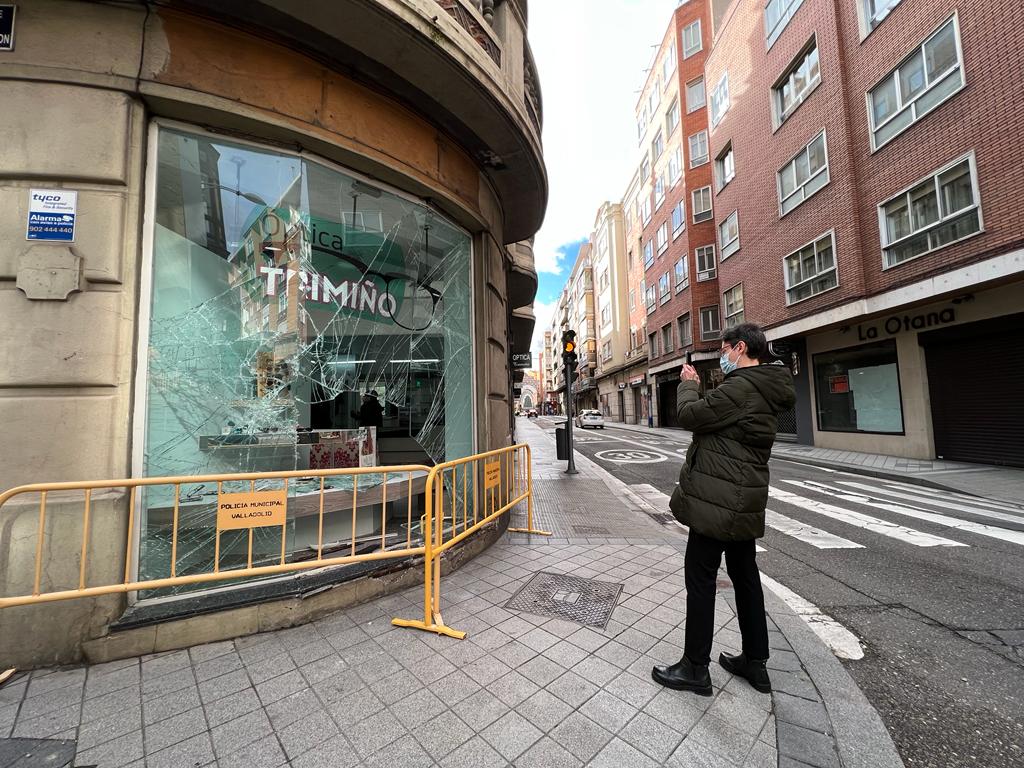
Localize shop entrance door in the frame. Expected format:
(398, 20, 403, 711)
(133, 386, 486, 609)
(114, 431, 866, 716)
(658, 380, 679, 428)
(921, 313, 1024, 467)
(617, 390, 625, 423)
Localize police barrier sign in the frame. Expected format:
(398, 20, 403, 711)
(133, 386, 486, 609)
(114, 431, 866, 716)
(0, 5, 15, 52)
(27, 189, 77, 242)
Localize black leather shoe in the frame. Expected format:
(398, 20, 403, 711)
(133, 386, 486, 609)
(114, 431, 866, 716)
(651, 656, 713, 696)
(719, 652, 772, 693)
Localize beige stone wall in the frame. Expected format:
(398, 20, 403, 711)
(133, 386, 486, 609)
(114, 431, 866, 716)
(0, 0, 532, 666)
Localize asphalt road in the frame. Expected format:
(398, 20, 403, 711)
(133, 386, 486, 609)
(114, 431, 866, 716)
(529, 417, 1024, 768)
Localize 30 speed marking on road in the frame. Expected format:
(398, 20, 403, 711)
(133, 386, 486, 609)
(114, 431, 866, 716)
(594, 449, 667, 464)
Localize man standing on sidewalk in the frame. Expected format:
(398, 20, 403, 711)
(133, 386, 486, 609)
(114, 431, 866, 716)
(652, 323, 795, 696)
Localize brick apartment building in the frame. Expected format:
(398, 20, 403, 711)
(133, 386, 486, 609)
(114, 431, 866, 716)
(706, 0, 1024, 463)
(632, 0, 724, 429)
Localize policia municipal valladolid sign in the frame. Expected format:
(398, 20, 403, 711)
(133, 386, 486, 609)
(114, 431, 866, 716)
(0, 5, 15, 52)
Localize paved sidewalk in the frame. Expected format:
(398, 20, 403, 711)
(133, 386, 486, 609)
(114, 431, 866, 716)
(0, 421, 902, 767)
(579, 417, 1024, 504)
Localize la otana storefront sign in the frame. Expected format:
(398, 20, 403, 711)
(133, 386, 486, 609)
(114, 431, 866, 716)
(856, 307, 956, 341)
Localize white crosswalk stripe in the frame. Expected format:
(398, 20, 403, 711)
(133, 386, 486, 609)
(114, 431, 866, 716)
(768, 487, 966, 548)
(765, 509, 864, 549)
(784, 480, 1024, 548)
(838, 481, 1024, 524)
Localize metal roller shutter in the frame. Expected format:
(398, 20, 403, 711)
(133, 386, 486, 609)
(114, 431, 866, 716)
(921, 313, 1024, 467)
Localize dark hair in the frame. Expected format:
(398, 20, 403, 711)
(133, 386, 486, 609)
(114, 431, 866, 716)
(722, 323, 768, 361)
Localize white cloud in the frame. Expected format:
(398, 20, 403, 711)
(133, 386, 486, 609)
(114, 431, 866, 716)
(528, 0, 678, 276)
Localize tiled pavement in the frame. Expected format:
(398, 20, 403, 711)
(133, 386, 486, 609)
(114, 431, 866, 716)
(0, 420, 903, 767)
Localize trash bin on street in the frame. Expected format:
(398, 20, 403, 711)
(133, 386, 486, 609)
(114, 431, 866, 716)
(555, 427, 567, 460)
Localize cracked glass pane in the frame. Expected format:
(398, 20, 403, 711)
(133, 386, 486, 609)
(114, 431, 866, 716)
(139, 127, 473, 595)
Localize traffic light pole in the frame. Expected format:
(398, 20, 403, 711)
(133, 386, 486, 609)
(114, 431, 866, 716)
(564, 359, 578, 475)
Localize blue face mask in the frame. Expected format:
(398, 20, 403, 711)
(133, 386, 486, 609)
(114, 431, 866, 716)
(720, 350, 738, 375)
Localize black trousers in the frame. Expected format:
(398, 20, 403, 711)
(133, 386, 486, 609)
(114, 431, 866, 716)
(683, 530, 769, 666)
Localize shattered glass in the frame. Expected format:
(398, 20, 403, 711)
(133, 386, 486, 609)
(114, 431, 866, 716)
(138, 128, 473, 594)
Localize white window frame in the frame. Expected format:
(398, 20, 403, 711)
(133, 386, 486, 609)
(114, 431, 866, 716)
(686, 76, 706, 113)
(668, 148, 683, 187)
(700, 305, 722, 341)
(678, 314, 693, 348)
(641, 196, 652, 226)
(692, 186, 713, 223)
(640, 156, 651, 183)
(877, 152, 983, 269)
(710, 74, 730, 127)
(629, 288, 636, 311)
(649, 331, 658, 358)
(666, 98, 680, 135)
(784, 229, 839, 305)
(718, 211, 740, 259)
(643, 239, 655, 269)
(671, 200, 685, 237)
(646, 286, 657, 314)
(867, 14, 965, 152)
(696, 245, 717, 281)
(657, 222, 669, 254)
(689, 130, 709, 167)
(674, 255, 689, 293)
(658, 272, 671, 305)
(860, 0, 903, 38)
(715, 143, 735, 192)
(662, 41, 677, 82)
(774, 38, 821, 127)
(723, 284, 745, 328)
(662, 324, 675, 353)
(655, 173, 666, 208)
(652, 129, 665, 161)
(601, 305, 612, 328)
(778, 129, 830, 216)
(683, 19, 702, 58)
(649, 81, 661, 116)
(764, 0, 806, 50)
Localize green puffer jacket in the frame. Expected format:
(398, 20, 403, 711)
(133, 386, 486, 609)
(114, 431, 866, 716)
(669, 362, 796, 541)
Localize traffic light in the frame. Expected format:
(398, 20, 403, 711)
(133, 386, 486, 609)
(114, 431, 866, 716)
(561, 329, 578, 370)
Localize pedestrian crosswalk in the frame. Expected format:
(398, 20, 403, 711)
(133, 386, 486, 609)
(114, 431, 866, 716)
(763, 479, 1024, 552)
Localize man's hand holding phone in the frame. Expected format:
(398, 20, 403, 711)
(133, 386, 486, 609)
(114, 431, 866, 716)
(680, 364, 700, 383)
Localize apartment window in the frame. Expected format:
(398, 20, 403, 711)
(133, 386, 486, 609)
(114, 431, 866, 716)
(869, 15, 964, 151)
(775, 40, 820, 125)
(601, 305, 612, 328)
(662, 41, 677, 82)
(643, 239, 655, 269)
(785, 231, 838, 304)
(637, 112, 646, 143)
(657, 222, 669, 254)
(649, 82, 661, 115)
(778, 130, 829, 215)
(692, 186, 713, 222)
(662, 324, 675, 353)
(723, 284, 745, 328)
(668, 148, 683, 186)
(879, 153, 981, 268)
(655, 173, 666, 208)
(696, 245, 717, 281)
(710, 74, 730, 127)
(765, 0, 806, 49)
(674, 256, 689, 292)
(652, 130, 665, 161)
(649, 332, 659, 359)
(700, 305, 722, 341)
(658, 273, 671, 305)
(646, 285, 656, 313)
(671, 201, 685, 236)
(678, 314, 693, 347)
(666, 99, 680, 134)
(718, 211, 740, 259)
(715, 143, 735, 191)
(686, 77, 706, 112)
(683, 19, 702, 58)
(602, 340, 612, 361)
(864, 0, 903, 33)
(641, 196, 652, 225)
(689, 130, 709, 167)
(640, 156, 651, 182)
(629, 288, 636, 311)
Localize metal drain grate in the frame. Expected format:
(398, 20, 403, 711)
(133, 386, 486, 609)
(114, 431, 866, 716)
(571, 525, 611, 535)
(504, 571, 624, 628)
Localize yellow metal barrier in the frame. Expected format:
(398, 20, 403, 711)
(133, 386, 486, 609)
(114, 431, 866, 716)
(0, 465, 431, 608)
(393, 443, 548, 640)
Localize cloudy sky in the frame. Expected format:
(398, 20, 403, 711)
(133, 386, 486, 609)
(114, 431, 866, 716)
(527, 0, 680, 356)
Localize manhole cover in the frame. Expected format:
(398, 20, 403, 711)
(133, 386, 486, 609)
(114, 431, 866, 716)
(504, 571, 624, 628)
(571, 525, 611, 535)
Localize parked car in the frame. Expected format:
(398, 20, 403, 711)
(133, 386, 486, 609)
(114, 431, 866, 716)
(575, 409, 605, 429)
(527, 408, 538, 418)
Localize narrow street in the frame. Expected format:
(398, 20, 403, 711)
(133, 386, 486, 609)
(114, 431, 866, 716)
(531, 417, 1024, 768)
